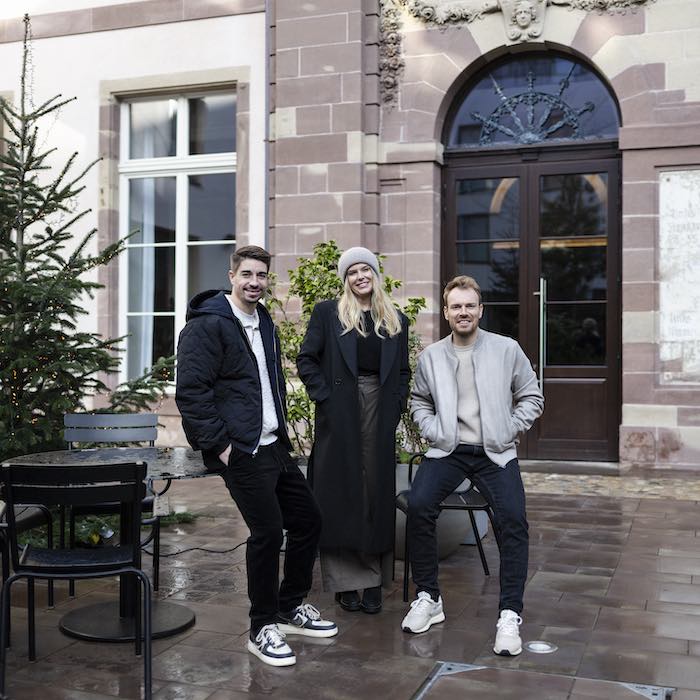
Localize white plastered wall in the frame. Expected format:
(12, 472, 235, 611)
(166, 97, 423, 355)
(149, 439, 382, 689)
(0, 12, 266, 336)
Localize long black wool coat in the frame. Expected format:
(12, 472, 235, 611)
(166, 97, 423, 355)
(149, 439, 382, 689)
(297, 299, 410, 554)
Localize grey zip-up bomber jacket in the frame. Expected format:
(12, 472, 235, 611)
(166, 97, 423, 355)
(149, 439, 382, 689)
(410, 329, 544, 467)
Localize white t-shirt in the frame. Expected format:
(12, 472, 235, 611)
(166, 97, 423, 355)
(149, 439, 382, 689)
(226, 296, 279, 447)
(453, 341, 483, 446)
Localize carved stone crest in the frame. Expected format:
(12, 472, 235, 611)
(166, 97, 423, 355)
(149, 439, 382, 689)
(500, 0, 546, 42)
(378, 0, 654, 104)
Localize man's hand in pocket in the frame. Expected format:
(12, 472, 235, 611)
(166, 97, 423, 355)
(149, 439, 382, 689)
(219, 445, 232, 466)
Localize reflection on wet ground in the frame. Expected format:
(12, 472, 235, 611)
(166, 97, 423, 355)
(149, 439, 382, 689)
(4, 471, 700, 699)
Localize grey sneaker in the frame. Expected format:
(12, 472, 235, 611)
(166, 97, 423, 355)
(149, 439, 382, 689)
(277, 603, 338, 638)
(494, 609, 522, 656)
(247, 624, 296, 666)
(401, 591, 445, 634)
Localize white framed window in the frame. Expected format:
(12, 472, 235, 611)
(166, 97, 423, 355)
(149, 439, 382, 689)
(118, 91, 237, 380)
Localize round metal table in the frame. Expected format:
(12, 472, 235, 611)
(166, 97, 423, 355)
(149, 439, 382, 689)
(9, 447, 212, 642)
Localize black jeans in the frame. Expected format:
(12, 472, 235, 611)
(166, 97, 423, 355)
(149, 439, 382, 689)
(220, 441, 322, 635)
(407, 444, 528, 614)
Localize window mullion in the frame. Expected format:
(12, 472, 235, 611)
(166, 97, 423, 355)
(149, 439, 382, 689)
(177, 96, 188, 158)
(118, 174, 130, 384)
(175, 171, 189, 355)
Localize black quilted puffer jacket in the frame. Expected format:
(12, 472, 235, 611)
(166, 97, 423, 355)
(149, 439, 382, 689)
(175, 290, 292, 462)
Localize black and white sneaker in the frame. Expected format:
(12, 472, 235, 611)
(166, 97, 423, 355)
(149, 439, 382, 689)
(247, 624, 296, 666)
(277, 603, 338, 638)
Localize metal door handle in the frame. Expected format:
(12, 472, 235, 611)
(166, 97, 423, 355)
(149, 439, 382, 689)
(535, 277, 546, 388)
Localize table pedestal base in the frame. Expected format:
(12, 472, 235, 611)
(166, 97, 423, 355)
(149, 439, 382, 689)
(59, 601, 195, 642)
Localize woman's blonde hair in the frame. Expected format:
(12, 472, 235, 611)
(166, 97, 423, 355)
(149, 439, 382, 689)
(337, 269, 402, 338)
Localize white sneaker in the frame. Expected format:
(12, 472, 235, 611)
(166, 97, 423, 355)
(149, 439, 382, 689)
(401, 591, 445, 634)
(277, 603, 338, 638)
(494, 609, 522, 656)
(247, 624, 296, 666)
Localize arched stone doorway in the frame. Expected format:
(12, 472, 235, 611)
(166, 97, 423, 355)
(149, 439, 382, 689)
(442, 52, 621, 461)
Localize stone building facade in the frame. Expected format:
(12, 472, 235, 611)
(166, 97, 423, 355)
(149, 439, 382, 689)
(267, 0, 700, 472)
(1, 0, 699, 471)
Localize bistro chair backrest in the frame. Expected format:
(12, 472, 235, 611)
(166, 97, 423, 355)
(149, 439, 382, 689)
(0, 462, 146, 573)
(64, 413, 158, 447)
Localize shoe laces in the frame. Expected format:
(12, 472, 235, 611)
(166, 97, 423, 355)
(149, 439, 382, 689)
(410, 591, 437, 614)
(257, 623, 287, 647)
(497, 611, 522, 635)
(294, 603, 321, 621)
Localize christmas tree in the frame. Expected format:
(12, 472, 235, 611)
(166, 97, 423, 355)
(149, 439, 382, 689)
(0, 16, 173, 460)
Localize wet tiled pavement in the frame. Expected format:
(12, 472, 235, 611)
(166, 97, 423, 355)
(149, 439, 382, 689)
(4, 472, 700, 699)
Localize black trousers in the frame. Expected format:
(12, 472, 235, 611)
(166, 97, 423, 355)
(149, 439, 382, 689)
(220, 440, 322, 635)
(407, 444, 529, 614)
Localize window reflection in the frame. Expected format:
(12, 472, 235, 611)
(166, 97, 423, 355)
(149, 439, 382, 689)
(128, 246, 175, 313)
(189, 94, 237, 155)
(482, 304, 519, 340)
(129, 100, 177, 159)
(457, 178, 519, 241)
(540, 174, 607, 238)
(447, 54, 619, 149)
(547, 303, 606, 365)
(188, 174, 236, 242)
(127, 316, 174, 378)
(128, 177, 176, 244)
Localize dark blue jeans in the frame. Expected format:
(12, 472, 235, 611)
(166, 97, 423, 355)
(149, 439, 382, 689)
(220, 441, 322, 635)
(407, 444, 528, 613)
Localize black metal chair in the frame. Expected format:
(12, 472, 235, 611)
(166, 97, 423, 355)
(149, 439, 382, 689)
(396, 452, 497, 602)
(64, 413, 162, 592)
(0, 502, 54, 645)
(0, 461, 152, 700)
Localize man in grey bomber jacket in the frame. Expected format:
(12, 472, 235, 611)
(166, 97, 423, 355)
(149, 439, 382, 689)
(400, 275, 544, 657)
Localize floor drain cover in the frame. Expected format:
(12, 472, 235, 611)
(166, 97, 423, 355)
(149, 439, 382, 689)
(524, 640, 558, 653)
(410, 661, 674, 700)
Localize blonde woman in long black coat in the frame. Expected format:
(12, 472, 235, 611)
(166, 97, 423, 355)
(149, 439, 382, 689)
(297, 247, 410, 614)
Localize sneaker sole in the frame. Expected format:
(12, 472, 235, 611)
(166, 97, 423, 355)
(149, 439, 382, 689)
(246, 639, 296, 666)
(276, 623, 338, 638)
(401, 611, 445, 634)
(493, 645, 522, 656)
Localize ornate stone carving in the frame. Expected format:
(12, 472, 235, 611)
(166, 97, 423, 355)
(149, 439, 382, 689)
(400, 0, 652, 30)
(377, 0, 654, 104)
(379, 1, 405, 104)
(500, 0, 546, 42)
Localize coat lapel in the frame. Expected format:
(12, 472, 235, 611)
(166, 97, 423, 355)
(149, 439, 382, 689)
(335, 315, 357, 377)
(379, 332, 397, 386)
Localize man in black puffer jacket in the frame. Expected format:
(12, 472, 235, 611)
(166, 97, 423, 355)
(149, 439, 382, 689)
(176, 245, 337, 667)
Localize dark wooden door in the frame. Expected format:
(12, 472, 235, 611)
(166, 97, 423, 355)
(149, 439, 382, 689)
(444, 150, 620, 461)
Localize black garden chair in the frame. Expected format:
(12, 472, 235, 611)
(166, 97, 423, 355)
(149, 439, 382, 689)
(64, 413, 163, 592)
(0, 460, 152, 700)
(396, 452, 497, 602)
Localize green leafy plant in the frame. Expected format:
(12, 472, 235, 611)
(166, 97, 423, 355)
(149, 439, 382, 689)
(17, 509, 197, 549)
(0, 17, 173, 461)
(268, 240, 427, 460)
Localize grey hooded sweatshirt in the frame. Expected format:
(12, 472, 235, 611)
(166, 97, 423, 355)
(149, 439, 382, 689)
(410, 329, 544, 467)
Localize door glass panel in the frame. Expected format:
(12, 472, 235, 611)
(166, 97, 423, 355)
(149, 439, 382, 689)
(540, 173, 607, 238)
(540, 171, 608, 365)
(541, 238, 607, 301)
(482, 304, 519, 340)
(546, 303, 606, 365)
(457, 242, 519, 302)
(457, 178, 519, 240)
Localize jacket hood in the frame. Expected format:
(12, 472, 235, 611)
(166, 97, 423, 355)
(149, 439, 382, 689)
(186, 289, 275, 326)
